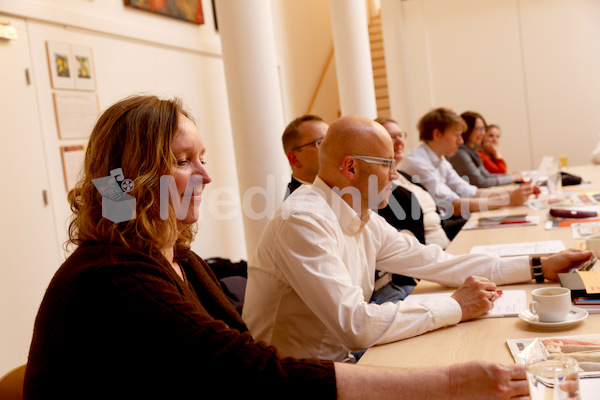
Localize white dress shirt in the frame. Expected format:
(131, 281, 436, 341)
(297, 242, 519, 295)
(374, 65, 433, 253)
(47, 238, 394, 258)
(242, 177, 530, 362)
(399, 143, 478, 212)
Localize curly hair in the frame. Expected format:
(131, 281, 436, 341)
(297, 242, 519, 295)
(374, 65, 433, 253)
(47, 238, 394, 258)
(66, 95, 196, 259)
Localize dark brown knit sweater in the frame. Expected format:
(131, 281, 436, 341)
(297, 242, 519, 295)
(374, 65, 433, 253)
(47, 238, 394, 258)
(24, 242, 336, 399)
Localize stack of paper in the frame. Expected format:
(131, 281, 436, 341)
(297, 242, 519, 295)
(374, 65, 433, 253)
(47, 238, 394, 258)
(469, 240, 565, 257)
(463, 215, 540, 230)
(403, 290, 526, 318)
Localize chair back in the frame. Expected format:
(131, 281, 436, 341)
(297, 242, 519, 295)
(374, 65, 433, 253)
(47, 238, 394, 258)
(0, 364, 26, 400)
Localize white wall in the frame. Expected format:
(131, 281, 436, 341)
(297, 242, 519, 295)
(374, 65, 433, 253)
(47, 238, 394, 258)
(384, 0, 600, 171)
(271, 0, 340, 123)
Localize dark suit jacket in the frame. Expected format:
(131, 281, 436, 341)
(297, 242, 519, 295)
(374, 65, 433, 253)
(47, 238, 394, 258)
(378, 172, 466, 242)
(377, 172, 426, 244)
(283, 175, 303, 200)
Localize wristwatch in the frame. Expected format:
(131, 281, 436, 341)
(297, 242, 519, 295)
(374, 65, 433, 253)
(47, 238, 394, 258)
(532, 256, 544, 283)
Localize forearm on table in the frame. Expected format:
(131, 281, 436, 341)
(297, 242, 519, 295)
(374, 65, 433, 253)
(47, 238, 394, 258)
(452, 191, 513, 214)
(451, 197, 499, 215)
(335, 362, 450, 400)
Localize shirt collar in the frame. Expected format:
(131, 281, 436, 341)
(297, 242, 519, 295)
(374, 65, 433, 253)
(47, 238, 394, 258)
(421, 142, 443, 168)
(312, 176, 366, 235)
(292, 175, 314, 185)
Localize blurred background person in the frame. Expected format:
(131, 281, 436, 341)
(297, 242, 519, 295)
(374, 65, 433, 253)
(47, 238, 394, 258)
(375, 117, 452, 248)
(448, 111, 521, 188)
(282, 115, 327, 199)
(399, 107, 534, 217)
(478, 124, 509, 174)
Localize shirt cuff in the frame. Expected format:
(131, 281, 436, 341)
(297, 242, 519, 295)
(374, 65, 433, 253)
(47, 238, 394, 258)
(498, 256, 532, 284)
(427, 297, 463, 328)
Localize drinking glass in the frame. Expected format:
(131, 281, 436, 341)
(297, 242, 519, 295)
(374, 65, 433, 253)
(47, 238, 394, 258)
(526, 355, 580, 400)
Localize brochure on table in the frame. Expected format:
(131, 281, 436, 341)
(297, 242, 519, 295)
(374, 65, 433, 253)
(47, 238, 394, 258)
(462, 215, 540, 230)
(507, 335, 600, 397)
(507, 334, 600, 379)
(469, 240, 565, 257)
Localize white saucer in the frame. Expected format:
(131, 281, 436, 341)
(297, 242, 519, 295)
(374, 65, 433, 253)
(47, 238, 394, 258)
(518, 307, 588, 329)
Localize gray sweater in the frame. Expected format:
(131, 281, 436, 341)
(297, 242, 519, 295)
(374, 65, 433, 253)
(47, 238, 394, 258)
(448, 144, 513, 188)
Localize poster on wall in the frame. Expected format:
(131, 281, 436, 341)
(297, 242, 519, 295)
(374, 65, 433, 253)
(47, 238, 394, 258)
(46, 41, 76, 89)
(53, 92, 99, 139)
(124, 0, 204, 24)
(72, 45, 96, 91)
(60, 145, 86, 192)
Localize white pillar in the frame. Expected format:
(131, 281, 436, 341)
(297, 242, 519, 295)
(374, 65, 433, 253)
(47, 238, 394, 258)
(380, 0, 413, 132)
(215, 0, 288, 257)
(329, 0, 377, 118)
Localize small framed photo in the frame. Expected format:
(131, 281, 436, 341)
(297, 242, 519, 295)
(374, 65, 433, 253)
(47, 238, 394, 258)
(46, 41, 76, 90)
(71, 45, 96, 91)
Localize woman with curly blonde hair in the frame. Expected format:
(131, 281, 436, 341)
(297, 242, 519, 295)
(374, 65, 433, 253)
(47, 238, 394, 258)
(66, 95, 196, 259)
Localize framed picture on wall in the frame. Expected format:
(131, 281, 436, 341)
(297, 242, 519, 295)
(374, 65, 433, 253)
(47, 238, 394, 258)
(71, 45, 96, 91)
(46, 41, 76, 90)
(124, 0, 204, 24)
(53, 91, 99, 139)
(60, 145, 86, 192)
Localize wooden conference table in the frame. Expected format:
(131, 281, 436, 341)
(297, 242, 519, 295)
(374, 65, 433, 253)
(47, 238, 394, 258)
(358, 165, 600, 368)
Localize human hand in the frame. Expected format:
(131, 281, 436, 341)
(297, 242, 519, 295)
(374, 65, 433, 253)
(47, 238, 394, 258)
(510, 171, 523, 183)
(540, 249, 593, 281)
(482, 140, 500, 159)
(451, 276, 497, 321)
(448, 360, 528, 400)
(508, 184, 535, 206)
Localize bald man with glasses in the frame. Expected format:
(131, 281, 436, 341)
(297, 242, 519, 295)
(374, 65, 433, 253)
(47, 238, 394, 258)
(243, 115, 591, 363)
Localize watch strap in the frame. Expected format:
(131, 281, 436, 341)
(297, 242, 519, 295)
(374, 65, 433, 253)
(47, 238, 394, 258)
(532, 256, 544, 283)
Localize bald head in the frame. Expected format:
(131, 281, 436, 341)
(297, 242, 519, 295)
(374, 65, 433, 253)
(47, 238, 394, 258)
(316, 115, 396, 217)
(319, 115, 394, 176)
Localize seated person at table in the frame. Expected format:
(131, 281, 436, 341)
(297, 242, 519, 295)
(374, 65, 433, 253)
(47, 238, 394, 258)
(447, 112, 520, 188)
(24, 95, 535, 400)
(479, 124, 511, 174)
(283, 115, 412, 304)
(375, 117, 451, 249)
(242, 114, 591, 363)
(282, 114, 327, 199)
(399, 107, 533, 217)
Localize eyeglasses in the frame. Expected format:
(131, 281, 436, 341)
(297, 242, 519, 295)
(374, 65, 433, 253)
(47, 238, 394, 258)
(350, 155, 396, 175)
(293, 138, 323, 151)
(389, 132, 407, 142)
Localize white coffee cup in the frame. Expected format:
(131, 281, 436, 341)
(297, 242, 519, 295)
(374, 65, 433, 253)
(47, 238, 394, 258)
(584, 235, 600, 257)
(529, 287, 571, 322)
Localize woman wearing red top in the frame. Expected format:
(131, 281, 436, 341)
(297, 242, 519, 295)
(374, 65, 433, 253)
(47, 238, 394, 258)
(478, 124, 509, 174)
